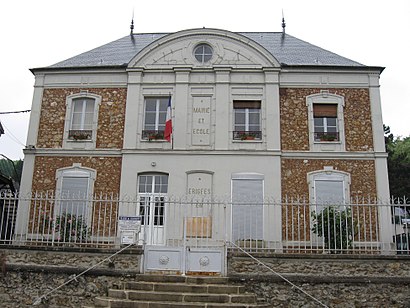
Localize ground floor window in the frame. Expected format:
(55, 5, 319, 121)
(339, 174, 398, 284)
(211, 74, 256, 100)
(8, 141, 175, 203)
(231, 173, 264, 242)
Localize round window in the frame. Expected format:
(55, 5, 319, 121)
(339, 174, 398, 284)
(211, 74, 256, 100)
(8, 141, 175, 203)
(194, 43, 213, 64)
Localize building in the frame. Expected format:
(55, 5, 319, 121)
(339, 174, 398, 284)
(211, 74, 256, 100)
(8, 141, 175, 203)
(15, 27, 392, 274)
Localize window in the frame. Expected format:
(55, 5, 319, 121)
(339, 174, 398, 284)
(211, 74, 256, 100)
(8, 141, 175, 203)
(306, 92, 345, 151)
(194, 43, 213, 64)
(69, 98, 95, 140)
(231, 173, 264, 242)
(313, 104, 338, 142)
(64, 93, 101, 147)
(142, 97, 168, 140)
(56, 165, 96, 217)
(308, 168, 350, 213)
(233, 101, 262, 140)
(308, 168, 351, 249)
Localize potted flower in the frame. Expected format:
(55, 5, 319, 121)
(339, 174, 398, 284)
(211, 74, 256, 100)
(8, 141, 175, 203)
(69, 130, 91, 140)
(320, 134, 337, 142)
(240, 133, 255, 140)
(148, 132, 164, 141)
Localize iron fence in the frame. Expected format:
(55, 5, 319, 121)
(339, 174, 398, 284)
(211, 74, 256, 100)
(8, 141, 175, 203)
(1, 191, 409, 255)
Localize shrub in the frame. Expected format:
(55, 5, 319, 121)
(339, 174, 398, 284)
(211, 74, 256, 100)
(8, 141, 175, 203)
(54, 212, 90, 243)
(311, 206, 355, 253)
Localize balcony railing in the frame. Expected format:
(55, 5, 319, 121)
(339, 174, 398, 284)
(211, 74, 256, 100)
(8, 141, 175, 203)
(68, 129, 92, 141)
(314, 131, 339, 142)
(233, 131, 262, 141)
(142, 130, 165, 141)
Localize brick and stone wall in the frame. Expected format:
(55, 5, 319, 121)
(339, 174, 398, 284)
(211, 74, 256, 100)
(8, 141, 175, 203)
(281, 158, 376, 198)
(30, 156, 122, 235)
(36, 88, 127, 149)
(280, 88, 374, 152)
(281, 158, 377, 242)
(32, 156, 122, 194)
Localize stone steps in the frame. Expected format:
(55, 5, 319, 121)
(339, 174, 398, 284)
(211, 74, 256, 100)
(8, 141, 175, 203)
(86, 275, 270, 308)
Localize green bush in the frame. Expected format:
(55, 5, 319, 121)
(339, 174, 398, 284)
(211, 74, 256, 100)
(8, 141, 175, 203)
(311, 206, 355, 253)
(54, 212, 90, 243)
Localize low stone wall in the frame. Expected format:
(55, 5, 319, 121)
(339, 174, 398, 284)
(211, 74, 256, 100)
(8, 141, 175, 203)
(228, 253, 410, 307)
(5, 246, 142, 272)
(0, 246, 142, 307)
(0, 248, 409, 307)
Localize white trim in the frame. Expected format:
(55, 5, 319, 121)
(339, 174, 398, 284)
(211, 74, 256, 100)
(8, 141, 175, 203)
(55, 164, 96, 195)
(62, 92, 102, 149)
(308, 168, 351, 208)
(306, 92, 345, 152)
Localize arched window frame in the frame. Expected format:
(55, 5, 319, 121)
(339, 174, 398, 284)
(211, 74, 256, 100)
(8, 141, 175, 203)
(307, 167, 351, 211)
(306, 92, 345, 151)
(55, 164, 96, 224)
(63, 92, 101, 149)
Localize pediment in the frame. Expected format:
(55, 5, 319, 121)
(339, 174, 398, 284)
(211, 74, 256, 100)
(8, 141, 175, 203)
(129, 28, 280, 69)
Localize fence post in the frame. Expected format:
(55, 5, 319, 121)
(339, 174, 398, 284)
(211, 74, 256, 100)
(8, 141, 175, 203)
(13, 192, 30, 245)
(378, 199, 395, 254)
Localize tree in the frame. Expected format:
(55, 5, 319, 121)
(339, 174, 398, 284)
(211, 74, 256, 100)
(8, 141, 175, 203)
(0, 158, 23, 190)
(384, 125, 410, 198)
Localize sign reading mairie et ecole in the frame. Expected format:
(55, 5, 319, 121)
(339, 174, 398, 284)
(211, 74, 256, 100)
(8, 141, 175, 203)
(192, 97, 211, 145)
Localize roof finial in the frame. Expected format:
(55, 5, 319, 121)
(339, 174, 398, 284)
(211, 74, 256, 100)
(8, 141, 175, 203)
(281, 9, 286, 35)
(130, 9, 134, 35)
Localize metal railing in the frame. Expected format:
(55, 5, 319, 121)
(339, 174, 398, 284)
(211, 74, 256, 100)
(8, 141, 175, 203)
(1, 192, 409, 255)
(232, 130, 262, 140)
(68, 129, 92, 140)
(141, 130, 165, 140)
(314, 131, 339, 142)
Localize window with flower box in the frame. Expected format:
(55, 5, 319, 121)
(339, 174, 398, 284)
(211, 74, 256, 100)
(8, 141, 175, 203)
(233, 101, 262, 141)
(142, 97, 168, 141)
(63, 92, 101, 148)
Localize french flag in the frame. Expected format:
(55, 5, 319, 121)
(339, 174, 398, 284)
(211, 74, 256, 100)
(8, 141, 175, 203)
(164, 96, 172, 142)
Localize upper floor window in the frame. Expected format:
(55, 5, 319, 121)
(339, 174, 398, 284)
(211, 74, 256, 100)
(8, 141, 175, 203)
(142, 97, 168, 141)
(63, 92, 101, 148)
(313, 104, 338, 142)
(70, 98, 95, 140)
(193, 43, 213, 64)
(233, 101, 262, 140)
(306, 92, 345, 151)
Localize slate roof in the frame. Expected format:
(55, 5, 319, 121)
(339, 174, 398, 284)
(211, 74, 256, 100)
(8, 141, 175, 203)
(43, 31, 365, 70)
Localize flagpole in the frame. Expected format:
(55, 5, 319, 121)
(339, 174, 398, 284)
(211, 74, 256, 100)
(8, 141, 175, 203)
(170, 94, 174, 150)
(164, 93, 173, 149)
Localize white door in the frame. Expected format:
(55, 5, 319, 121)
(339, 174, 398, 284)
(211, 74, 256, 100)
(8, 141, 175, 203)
(138, 174, 168, 245)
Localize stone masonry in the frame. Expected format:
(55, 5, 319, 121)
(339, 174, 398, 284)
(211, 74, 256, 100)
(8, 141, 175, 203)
(280, 88, 374, 152)
(36, 88, 127, 149)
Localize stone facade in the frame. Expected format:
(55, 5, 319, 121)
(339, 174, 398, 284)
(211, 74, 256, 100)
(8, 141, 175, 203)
(281, 158, 377, 198)
(36, 88, 127, 149)
(31, 156, 122, 194)
(280, 88, 374, 152)
(281, 158, 378, 242)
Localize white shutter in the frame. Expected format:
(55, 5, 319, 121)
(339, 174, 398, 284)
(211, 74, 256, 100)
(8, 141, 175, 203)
(232, 177, 263, 241)
(314, 180, 344, 210)
(61, 176, 89, 216)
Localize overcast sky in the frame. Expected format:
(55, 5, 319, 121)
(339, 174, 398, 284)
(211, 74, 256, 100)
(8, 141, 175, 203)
(0, 0, 409, 160)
